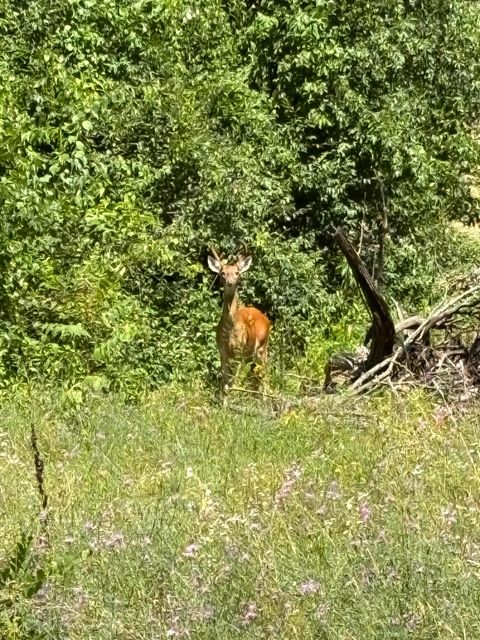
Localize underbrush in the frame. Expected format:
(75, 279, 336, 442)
(1, 386, 480, 638)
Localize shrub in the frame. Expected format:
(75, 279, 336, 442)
(0, 0, 478, 391)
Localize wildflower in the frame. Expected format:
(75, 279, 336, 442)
(315, 602, 331, 622)
(241, 602, 257, 626)
(191, 606, 214, 622)
(275, 463, 302, 504)
(433, 405, 450, 424)
(326, 480, 341, 500)
(104, 531, 125, 550)
(441, 505, 457, 525)
(183, 542, 200, 557)
(359, 502, 372, 523)
(299, 579, 321, 595)
(84, 521, 95, 533)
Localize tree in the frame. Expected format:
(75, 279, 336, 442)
(238, 0, 480, 268)
(0, 0, 478, 392)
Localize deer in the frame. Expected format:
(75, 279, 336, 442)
(207, 246, 271, 397)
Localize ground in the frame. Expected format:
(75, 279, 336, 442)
(2, 386, 480, 639)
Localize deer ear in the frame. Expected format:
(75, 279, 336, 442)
(238, 255, 253, 273)
(207, 255, 221, 273)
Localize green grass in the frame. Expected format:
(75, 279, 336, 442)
(2, 386, 480, 638)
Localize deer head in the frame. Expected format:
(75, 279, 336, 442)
(207, 246, 253, 291)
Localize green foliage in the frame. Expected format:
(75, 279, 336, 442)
(0, 0, 479, 391)
(240, 0, 480, 235)
(0, 532, 47, 638)
(302, 301, 369, 380)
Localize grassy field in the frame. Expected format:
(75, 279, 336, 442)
(2, 386, 480, 639)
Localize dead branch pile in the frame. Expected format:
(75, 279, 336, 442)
(325, 230, 480, 398)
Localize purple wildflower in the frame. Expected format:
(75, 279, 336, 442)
(326, 480, 341, 501)
(299, 579, 321, 595)
(241, 602, 258, 626)
(441, 505, 457, 525)
(104, 531, 125, 550)
(183, 542, 200, 558)
(275, 463, 302, 504)
(191, 606, 214, 622)
(359, 502, 372, 523)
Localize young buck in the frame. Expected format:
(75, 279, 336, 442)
(208, 247, 271, 396)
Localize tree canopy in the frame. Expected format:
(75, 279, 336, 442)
(0, 0, 479, 392)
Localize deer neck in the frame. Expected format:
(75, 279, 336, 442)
(221, 286, 240, 329)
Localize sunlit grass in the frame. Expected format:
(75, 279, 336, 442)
(2, 387, 480, 638)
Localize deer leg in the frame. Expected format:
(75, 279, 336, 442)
(220, 354, 234, 399)
(250, 345, 268, 390)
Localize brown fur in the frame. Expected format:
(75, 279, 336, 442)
(216, 306, 270, 361)
(208, 252, 271, 395)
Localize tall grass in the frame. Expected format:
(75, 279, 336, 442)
(1, 386, 480, 638)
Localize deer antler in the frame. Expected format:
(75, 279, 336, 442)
(210, 246, 222, 262)
(236, 240, 249, 259)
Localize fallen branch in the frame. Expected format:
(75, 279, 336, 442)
(325, 229, 480, 398)
(334, 229, 395, 370)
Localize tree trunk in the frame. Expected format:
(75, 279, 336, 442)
(335, 228, 395, 370)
